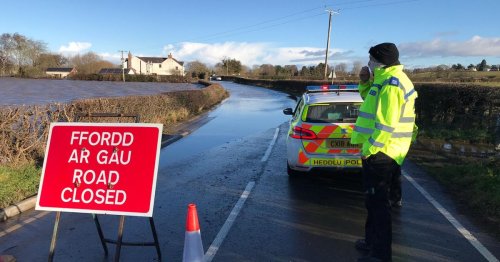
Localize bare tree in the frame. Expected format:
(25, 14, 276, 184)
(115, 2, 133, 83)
(69, 52, 114, 74)
(0, 33, 47, 76)
(218, 57, 242, 75)
(35, 53, 68, 70)
(247, 65, 261, 78)
(335, 63, 347, 73)
(0, 33, 14, 76)
(284, 65, 298, 77)
(240, 65, 250, 76)
(259, 64, 275, 76)
(186, 60, 209, 79)
(351, 61, 363, 75)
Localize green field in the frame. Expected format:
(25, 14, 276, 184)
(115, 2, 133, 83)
(409, 70, 500, 86)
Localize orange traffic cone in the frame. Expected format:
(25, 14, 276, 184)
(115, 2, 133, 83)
(183, 204, 204, 262)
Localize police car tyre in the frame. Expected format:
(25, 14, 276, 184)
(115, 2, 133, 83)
(287, 163, 301, 177)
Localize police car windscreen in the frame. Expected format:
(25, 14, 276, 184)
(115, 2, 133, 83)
(306, 103, 361, 123)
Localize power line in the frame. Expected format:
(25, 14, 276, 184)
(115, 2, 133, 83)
(339, 0, 420, 11)
(180, 6, 328, 43)
(171, 0, 420, 44)
(186, 11, 327, 43)
(139, 0, 420, 53)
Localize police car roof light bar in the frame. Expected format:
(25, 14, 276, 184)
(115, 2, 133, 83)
(306, 85, 358, 93)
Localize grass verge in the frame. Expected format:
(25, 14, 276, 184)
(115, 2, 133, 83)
(0, 165, 40, 208)
(408, 145, 500, 239)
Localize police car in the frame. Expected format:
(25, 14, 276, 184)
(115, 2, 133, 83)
(283, 85, 364, 176)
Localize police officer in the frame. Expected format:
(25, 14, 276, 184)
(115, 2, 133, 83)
(351, 42, 418, 261)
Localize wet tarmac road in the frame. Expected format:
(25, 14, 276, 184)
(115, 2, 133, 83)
(1, 81, 500, 261)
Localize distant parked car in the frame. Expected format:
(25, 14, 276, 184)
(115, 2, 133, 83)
(210, 75, 222, 81)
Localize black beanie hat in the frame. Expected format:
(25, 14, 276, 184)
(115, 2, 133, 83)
(369, 42, 400, 66)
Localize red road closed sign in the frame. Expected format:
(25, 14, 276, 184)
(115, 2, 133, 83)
(36, 122, 163, 217)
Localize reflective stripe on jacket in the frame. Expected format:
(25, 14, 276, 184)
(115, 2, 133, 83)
(350, 65, 418, 165)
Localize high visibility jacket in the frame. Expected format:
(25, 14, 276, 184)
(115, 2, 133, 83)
(351, 65, 418, 165)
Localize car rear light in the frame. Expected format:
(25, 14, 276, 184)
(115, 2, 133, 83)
(290, 126, 317, 139)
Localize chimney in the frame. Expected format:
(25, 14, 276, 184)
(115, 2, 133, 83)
(168, 53, 173, 59)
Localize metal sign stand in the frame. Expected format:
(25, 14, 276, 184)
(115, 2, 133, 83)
(48, 113, 162, 262)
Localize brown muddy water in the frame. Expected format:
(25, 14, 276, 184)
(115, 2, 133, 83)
(0, 78, 201, 106)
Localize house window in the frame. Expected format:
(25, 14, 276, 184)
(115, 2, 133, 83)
(159, 64, 162, 68)
(176, 66, 178, 70)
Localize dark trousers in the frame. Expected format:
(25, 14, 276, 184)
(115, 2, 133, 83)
(362, 152, 400, 261)
(390, 165, 402, 203)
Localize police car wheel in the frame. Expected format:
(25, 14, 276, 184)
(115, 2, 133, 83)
(287, 163, 301, 178)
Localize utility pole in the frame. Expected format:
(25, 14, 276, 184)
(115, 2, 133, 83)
(119, 50, 127, 82)
(324, 9, 339, 80)
(224, 57, 229, 76)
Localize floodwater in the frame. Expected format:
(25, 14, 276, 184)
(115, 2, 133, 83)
(159, 81, 296, 165)
(0, 78, 201, 106)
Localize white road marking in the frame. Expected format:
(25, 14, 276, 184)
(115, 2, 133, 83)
(205, 129, 278, 260)
(403, 170, 499, 262)
(261, 127, 280, 162)
(204, 181, 255, 262)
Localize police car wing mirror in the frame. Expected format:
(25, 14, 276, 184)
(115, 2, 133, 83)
(283, 108, 293, 115)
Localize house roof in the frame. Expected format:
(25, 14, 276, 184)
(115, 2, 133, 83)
(137, 57, 167, 63)
(171, 57, 184, 66)
(46, 67, 74, 72)
(99, 68, 132, 74)
(137, 56, 184, 66)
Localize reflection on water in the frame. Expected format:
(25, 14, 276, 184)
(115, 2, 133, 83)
(0, 78, 200, 106)
(159, 81, 296, 165)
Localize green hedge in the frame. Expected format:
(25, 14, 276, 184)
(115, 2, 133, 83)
(68, 73, 189, 83)
(414, 83, 500, 143)
(230, 77, 356, 96)
(229, 77, 500, 144)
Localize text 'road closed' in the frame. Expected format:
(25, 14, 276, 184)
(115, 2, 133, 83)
(36, 123, 163, 217)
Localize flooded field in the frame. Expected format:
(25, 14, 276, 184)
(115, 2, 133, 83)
(0, 78, 201, 106)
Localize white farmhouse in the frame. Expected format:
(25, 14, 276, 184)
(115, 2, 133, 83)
(126, 52, 184, 76)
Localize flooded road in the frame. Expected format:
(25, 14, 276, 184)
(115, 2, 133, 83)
(0, 78, 200, 106)
(159, 81, 296, 165)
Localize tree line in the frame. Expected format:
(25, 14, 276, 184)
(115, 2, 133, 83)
(450, 59, 499, 71)
(2, 32, 498, 80)
(0, 33, 115, 77)
(186, 59, 365, 80)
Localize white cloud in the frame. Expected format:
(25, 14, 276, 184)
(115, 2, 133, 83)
(58, 42, 92, 54)
(98, 52, 121, 63)
(399, 36, 500, 58)
(163, 42, 349, 66)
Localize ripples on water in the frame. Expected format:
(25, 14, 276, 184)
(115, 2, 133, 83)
(0, 78, 201, 106)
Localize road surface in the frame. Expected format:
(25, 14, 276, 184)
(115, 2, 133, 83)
(1, 81, 499, 261)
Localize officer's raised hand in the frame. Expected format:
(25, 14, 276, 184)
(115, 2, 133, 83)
(359, 66, 370, 83)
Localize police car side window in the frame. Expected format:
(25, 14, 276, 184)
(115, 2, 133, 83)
(293, 98, 303, 120)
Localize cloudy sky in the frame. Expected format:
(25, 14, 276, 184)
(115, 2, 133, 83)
(2, 0, 499, 69)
